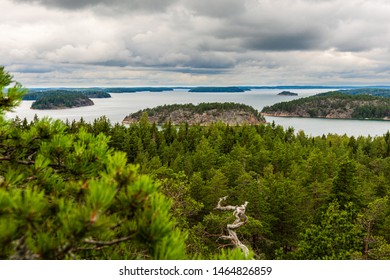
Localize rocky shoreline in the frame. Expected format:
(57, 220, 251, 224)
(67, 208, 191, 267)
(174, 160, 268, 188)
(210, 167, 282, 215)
(261, 92, 390, 120)
(123, 103, 265, 125)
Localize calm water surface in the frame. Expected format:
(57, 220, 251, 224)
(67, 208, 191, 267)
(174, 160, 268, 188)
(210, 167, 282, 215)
(6, 89, 390, 137)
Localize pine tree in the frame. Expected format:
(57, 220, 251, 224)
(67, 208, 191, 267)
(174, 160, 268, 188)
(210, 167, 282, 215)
(292, 202, 363, 260)
(0, 66, 187, 260)
(0, 66, 26, 113)
(331, 159, 361, 207)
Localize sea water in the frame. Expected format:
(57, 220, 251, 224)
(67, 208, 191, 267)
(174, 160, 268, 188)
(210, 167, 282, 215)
(5, 89, 390, 137)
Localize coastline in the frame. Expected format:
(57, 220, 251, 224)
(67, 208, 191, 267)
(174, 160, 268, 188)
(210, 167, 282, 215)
(261, 112, 390, 121)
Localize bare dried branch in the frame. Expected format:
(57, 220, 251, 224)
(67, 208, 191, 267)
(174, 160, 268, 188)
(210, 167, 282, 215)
(215, 196, 249, 257)
(83, 234, 136, 247)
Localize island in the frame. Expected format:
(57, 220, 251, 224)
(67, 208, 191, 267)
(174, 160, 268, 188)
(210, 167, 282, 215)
(335, 88, 390, 98)
(104, 87, 174, 93)
(24, 89, 111, 100)
(277, 91, 298, 96)
(188, 86, 246, 93)
(31, 92, 94, 110)
(261, 91, 390, 120)
(122, 102, 265, 125)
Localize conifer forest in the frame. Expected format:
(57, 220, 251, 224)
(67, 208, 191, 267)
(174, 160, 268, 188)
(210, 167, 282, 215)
(1, 66, 390, 260)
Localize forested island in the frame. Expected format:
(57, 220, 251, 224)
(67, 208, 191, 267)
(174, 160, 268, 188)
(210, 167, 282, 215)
(122, 102, 265, 125)
(188, 86, 246, 92)
(262, 91, 390, 120)
(278, 91, 298, 96)
(31, 92, 94, 110)
(104, 87, 174, 93)
(1, 67, 390, 261)
(26, 87, 176, 95)
(335, 88, 390, 98)
(24, 89, 110, 110)
(24, 89, 111, 100)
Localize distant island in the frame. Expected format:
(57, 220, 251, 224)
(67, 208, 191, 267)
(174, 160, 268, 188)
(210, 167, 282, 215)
(31, 92, 94, 110)
(188, 87, 246, 93)
(322, 88, 390, 98)
(123, 102, 265, 125)
(239, 85, 343, 90)
(24, 89, 111, 100)
(277, 91, 298, 96)
(104, 87, 174, 93)
(262, 91, 390, 120)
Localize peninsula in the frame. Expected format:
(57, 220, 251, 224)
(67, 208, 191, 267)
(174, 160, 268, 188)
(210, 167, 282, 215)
(262, 91, 390, 120)
(123, 102, 265, 125)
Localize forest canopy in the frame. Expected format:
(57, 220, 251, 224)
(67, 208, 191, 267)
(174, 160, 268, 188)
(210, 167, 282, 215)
(123, 102, 265, 126)
(262, 91, 390, 120)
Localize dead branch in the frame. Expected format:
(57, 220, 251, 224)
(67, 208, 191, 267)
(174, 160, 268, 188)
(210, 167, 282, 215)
(83, 234, 136, 247)
(215, 196, 249, 257)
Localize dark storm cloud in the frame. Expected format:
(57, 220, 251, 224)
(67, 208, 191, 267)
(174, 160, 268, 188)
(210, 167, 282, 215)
(206, 22, 328, 52)
(13, 0, 178, 12)
(200, 0, 389, 54)
(230, 27, 324, 51)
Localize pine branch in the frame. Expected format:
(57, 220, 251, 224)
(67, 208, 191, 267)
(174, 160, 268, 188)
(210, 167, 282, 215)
(0, 156, 35, 165)
(0, 155, 65, 169)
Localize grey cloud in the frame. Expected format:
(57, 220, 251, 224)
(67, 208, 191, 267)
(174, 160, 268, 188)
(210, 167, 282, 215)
(129, 51, 235, 70)
(185, 0, 246, 18)
(91, 60, 130, 67)
(243, 30, 324, 51)
(209, 18, 328, 52)
(204, 0, 390, 53)
(6, 0, 390, 86)
(8, 64, 55, 74)
(165, 67, 229, 75)
(183, 54, 236, 69)
(13, 0, 178, 12)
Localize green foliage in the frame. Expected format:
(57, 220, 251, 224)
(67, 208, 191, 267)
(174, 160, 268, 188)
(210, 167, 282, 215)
(339, 88, 390, 98)
(291, 202, 363, 260)
(126, 102, 261, 121)
(0, 66, 27, 113)
(0, 119, 187, 259)
(211, 248, 254, 260)
(2, 66, 390, 260)
(0, 67, 187, 260)
(331, 159, 361, 207)
(262, 91, 390, 119)
(87, 111, 390, 259)
(24, 89, 111, 100)
(31, 91, 94, 110)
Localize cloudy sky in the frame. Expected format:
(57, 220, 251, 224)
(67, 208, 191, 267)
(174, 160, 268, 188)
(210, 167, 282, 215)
(1, 0, 390, 86)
